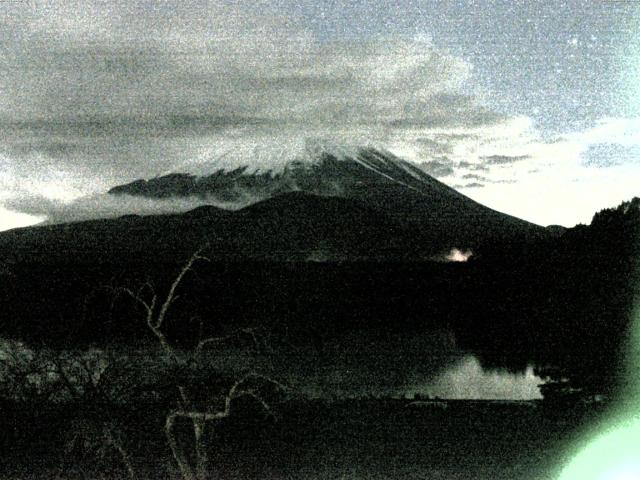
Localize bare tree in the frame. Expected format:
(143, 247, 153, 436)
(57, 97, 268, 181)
(0, 248, 285, 480)
(120, 248, 285, 480)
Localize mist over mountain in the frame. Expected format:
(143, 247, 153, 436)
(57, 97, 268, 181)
(107, 144, 546, 250)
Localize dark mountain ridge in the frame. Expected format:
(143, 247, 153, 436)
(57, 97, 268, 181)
(0, 192, 423, 265)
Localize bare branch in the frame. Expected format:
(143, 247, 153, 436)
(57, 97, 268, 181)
(165, 412, 197, 480)
(156, 250, 209, 332)
(169, 410, 228, 422)
(194, 335, 234, 358)
(230, 391, 276, 420)
(163, 370, 285, 479)
(103, 424, 136, 480)
(224, 372, 287, 416)
(120, 287, 156, 325)
(177, 385, 190, 409)
(240, 327, 263, 354)
(50, 355, 82, 402)
(109, 247, 289, 480)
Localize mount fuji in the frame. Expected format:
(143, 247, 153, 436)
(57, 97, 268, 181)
(107, 143, 546, 253)
(0, 142, 552, 265)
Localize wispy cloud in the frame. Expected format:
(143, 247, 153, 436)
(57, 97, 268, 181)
(462, 173, 487, 181)
(481, 154, 531, 165)
(4, 192, 246, 225)
(418, 158, 455, 178)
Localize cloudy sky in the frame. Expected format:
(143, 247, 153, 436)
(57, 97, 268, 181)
(1, 0, 639, 230)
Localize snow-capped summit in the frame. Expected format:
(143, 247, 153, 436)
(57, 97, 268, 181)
(109, 142, 460, 205)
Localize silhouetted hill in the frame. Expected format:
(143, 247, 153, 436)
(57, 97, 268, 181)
(0, 192, 421, 265)
(561, 196, 640, 257)
(545, 225, 567, 238)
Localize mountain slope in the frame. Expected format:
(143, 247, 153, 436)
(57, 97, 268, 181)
(108, 146, 546, 249)
(0, 192, 422, 265)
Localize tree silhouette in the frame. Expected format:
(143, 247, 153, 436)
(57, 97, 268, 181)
(117, 248, 286, 480)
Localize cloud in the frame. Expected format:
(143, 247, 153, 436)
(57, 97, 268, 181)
(4, 192, 245, 225)
(581, 143, 640, 167)
(415, 137, 453, 155)
(0, 1, 472, 130)
(481, 154, 531, 165)
(418, 158, 455, 177)
(0, 207, 43, 231)
(462, 173, 487, 181)
(460, 173, 515, 185)
(459, 161, 489, 172)
(0, 2, 517, 228)
(389, 93, 506, 129)
(576, 117, 640, 147)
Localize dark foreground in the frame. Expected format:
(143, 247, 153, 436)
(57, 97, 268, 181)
(0, 399, 607, 480)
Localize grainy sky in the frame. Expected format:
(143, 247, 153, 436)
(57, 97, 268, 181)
(1, 0, 639, 230)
